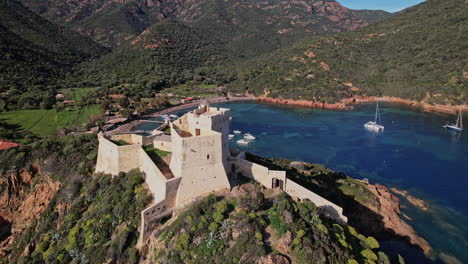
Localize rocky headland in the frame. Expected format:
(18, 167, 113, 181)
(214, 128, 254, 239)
(252, 156, 433, 256)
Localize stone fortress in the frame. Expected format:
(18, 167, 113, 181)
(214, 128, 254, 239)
(95, 102, 346, 243)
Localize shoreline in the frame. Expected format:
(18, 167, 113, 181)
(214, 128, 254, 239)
(109, 94, 466, 134)
(107, 96, 256, 134)
(256, 95, 467, 115)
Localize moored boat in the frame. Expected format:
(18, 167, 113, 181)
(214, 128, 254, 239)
(236, 139, 250, 145)
(444, 108, 463, 132)
(364, 102, 384, 132)
(244, 133, 256, 140)
(233, 130, 242, 134)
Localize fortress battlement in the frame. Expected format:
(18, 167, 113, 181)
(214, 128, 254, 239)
(95, 102, 347, 244)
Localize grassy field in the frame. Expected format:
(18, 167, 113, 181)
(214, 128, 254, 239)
(58, 87, 99, 102)
(0, 105, 102, 137)
(161, 84, 219, 98)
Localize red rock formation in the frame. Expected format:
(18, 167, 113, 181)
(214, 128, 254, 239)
(257, 96, 351, 110)
(0, 165, 60, 255)
(352, 184, 432, 254)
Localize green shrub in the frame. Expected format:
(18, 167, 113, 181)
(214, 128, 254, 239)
(268, 209, 287, 236)
(378, 251, 390, 264)
(364, 236, 380, 249)
(208, 222, 219, 232)
(175, 233, 191, 251)
(361, 249, 378, 261)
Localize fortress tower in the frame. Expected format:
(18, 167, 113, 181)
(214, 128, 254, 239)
(170, 102, 232, 206)
(95, 101, 347, 243)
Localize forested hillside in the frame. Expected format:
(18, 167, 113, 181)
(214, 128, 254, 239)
(19, 0, 390, 48)
(76, 19, 230, 91)
(230, 0, 468, 104)
(0, 0, 108, 110)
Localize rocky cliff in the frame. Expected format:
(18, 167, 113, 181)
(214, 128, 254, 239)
(0, 165, 60, 257)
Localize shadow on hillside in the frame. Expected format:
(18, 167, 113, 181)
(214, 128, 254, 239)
(290, 171, 436, 262)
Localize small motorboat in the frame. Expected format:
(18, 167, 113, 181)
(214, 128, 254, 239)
(228, 134, 235, 140)
(236, 139, 250, 145)
(170, 114, 178, 118)
(233, 130, 242, 134)
(244, 133, 256, 140)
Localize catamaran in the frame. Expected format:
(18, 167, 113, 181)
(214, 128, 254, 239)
(364, 102, 384, 132)
(444, 109, 463, 132)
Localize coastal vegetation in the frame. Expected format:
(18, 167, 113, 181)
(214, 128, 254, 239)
(0, 134, 415, 263)
(0, 135, 151, 263)
(152, 187, 396, 264)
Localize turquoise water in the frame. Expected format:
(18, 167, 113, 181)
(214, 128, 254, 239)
(135, 101, 468, 263)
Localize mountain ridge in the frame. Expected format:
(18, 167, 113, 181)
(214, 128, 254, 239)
(19, 0, 391, 47)
(229, 0, 468, 104)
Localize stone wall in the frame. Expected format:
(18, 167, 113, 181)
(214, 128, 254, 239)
(153, 132, 172, 152)
(285, 179, 347, 223)
(231, 157, 347, 223)
(95, 135, 120, 175)
(109, 133, 158, 146)
(231, 158, 286, 188)
(110, 134, 143, 145)
(138, 149, 170, 202)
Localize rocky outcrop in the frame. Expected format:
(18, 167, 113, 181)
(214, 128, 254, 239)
(346, 183, 431, 254)
(0, 165, 60, 256)
(258, 254, 291, 264)
(391, 188, 429, 211)
(257, 96, 352, 110)
(258, 94, 467, 115)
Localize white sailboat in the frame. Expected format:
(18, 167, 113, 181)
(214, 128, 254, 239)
(444, 109, 463, 132)
(364, 102, 384, 132)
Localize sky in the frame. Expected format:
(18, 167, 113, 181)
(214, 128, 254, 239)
(337, 0, 426, 12)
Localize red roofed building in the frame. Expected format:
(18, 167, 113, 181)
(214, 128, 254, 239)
(0, 140, 19, 150)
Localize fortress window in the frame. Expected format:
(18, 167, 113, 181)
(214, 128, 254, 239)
(207, 154, 210, 160)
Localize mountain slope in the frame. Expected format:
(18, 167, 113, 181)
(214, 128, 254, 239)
(77, 19, 229, 91)
(230, 0, 468, 104)
(0, 0, 108, 109)
(19, 0, 390, 48)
